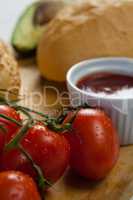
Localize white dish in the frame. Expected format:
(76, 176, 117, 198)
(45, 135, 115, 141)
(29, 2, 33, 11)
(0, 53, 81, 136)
(67, 57, 133, 145)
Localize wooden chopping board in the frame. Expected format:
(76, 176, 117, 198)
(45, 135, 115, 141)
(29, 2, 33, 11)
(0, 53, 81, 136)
(20, 62, 133, 200)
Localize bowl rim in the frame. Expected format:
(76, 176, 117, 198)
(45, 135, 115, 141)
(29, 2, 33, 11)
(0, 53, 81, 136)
(66, 57, 133, 100)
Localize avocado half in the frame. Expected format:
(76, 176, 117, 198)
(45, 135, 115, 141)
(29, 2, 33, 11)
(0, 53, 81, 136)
(11, 1, 66, 56)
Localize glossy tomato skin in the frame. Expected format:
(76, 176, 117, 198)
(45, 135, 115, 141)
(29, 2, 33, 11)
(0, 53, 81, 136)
(0, 149, 36, 178)
(66, 109, 120, 180)
(0, 171, 41, 200)
(0, 124, 70, 183)
(22, 124, 70, 183)
(0, 105, 21, 151)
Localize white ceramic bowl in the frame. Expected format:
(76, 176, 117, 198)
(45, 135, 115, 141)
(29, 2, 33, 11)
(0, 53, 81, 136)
(67, 58, 133, 145)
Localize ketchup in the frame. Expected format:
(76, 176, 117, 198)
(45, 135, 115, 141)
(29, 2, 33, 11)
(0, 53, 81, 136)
(77, 72, 133, 94)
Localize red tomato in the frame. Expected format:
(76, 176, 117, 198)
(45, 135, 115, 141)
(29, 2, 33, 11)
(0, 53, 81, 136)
(65, 108, 120, 180)
(0, 171, 41, 200)
(0, 124, 70, 183)
(0, 149, 35, 177)
(0, 105, 21, 151)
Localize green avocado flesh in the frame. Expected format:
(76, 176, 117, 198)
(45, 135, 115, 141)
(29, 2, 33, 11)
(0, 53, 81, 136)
(11, 2, 45, 54)
(11, 1, 66, 55)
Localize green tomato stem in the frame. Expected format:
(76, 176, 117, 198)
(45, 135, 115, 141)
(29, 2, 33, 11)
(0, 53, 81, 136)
(18, 144, 51, 197)
(0, 113, 22, 126)
(0, 124, 7, 134)
(5, 121, 31, 151)
(15, 105, 50, 119)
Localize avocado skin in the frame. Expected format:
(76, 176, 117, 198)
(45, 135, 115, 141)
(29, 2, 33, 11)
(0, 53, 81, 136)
(13, 46, 36, 59)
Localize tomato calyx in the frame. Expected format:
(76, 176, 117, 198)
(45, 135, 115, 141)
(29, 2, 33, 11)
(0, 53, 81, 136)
(0, 90, 81, 133)
(0, 94, 92, 135)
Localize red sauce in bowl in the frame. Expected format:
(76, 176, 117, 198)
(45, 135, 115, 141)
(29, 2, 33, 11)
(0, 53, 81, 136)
(77, 72, 133, 94)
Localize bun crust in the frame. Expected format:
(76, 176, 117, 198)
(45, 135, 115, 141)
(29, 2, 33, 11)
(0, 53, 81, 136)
(37, 1, 133, 81)
(0, 41, 20, 99)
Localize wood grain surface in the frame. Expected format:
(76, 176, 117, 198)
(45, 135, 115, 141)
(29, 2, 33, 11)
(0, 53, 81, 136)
(20, 63, 133, 200)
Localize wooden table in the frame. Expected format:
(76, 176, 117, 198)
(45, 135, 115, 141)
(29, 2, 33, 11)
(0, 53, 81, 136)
(20, 62, 133, 200)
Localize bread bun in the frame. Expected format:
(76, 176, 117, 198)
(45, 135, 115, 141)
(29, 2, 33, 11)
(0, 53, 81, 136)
(37, 1, 133, 82)
(0, 41, 20, 99)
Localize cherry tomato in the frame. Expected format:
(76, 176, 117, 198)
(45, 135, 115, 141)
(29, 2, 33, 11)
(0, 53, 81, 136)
(0, 105, 21, 151)
(0, 171, 41, 200)
(65, 108, 120, 180)
(0, 124, 70, 183)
